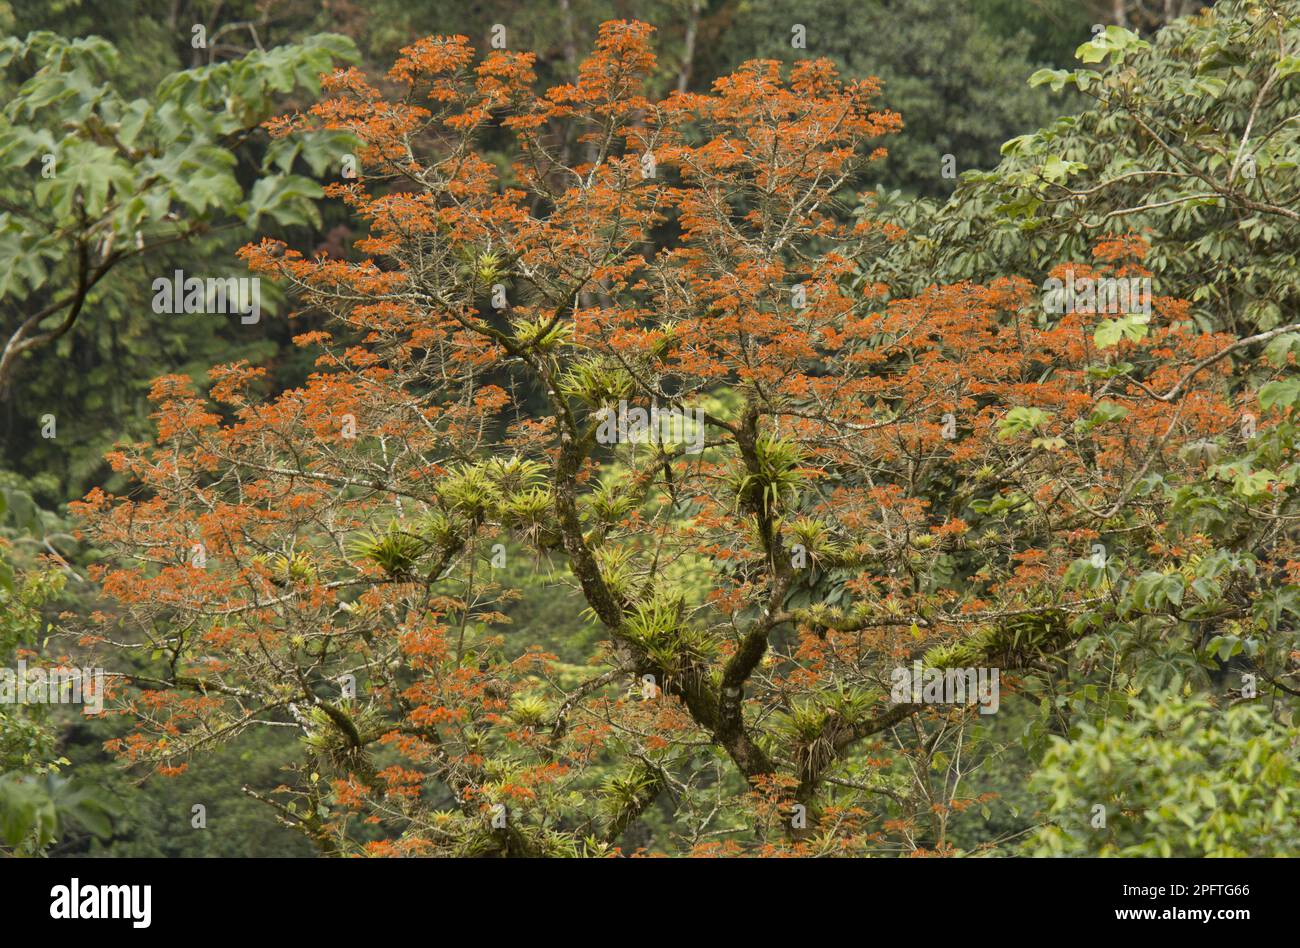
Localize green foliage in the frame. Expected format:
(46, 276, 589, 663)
(0, 27, 356, 503)
(0, 29, 355, 301)
(0, 536, 112, 856)
(0, 771, 114, 853)
(1029, 692, 1300, 856)
(874, 0, 1300, 334)
(0, 556, 66, 775)
(1093, 312, 1150, 349)
(60, 721, 317, 857)
(996, 406, 1053, 439)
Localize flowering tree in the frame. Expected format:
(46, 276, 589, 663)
(74, 21, 1300, 856)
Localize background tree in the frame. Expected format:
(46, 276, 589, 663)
(710, 0, 1085, 196)
(0, 29, 357, 507)
(1030, 691, 1300, 856)
(872, 0, 1300, 337)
